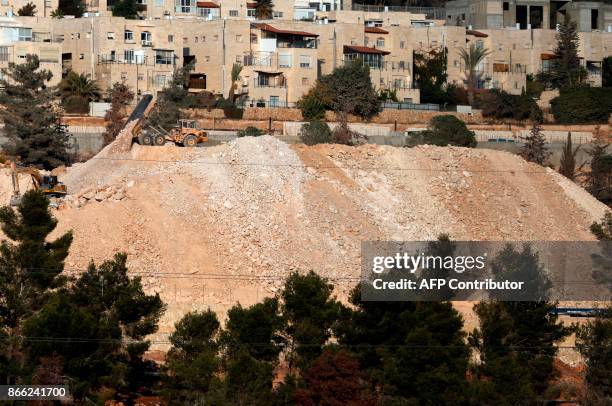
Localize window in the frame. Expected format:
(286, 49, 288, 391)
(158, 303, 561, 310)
(183, 37, 188, 43)
(269, 95, 280, 107)
(213, 35, 218, 41)
(247, 8, 256, 17)
(399, 61, 405, 69)
(236, 34, 242, 42)
(138, 73, 144, 81)
(195, 37, 198, 43)
(503, 1, 509, 10)
(107, 32, 115, 39)
(301, 77, 309, 86)
(124, 30, 134, 41)
(299, 55, 311, 68)
(153, 74, 167, 87)
(251, 33, 258, 43)
(176, 0, 194, 13)
(18, 28, 32, 42)
(0, 47, 8, 62)
(400, 41, 404, 49)
(273, 11, 283, 18)
(155, 50, 173, 65)
(168, 35, 174, 42)
(79, 53, 84, 59)
(229, 9, 238, 16)
(155, 0, 163, 6)
(141, 31, 152, 46)
(39, 48, 58, 63)
(202, 36, 206, 42)
(376, 38, 385, 48)
(279, 54, 291, 67)
(124, 49, 134, 62)
(121, 72, 127, 80)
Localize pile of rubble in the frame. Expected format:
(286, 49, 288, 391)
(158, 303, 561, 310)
(64, 182, 132, 208)
(36, 135, 607, 343)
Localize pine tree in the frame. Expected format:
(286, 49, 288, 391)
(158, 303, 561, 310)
(520, 118, 550, 166)
(23, 253, 165, 401)
(469, 244, 570, 403)
(551, 14, 583, 89)
(0, 190, 72, 384)
(558, 132, 581, 180)
(576, 217, 612, 404)
(586, 139, 612, 203)
(0, 55, 71, 170)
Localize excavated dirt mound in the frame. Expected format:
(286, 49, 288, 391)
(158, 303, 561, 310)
(1, 136, 607, 346)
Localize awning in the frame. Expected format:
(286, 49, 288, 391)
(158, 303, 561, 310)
(466, 29, 488, 38)
(365, 26, 389, 34)
(196, 1, 219, 7)
(254, 69, 283, 74)
(343, 45, 390, 55)
(247, 2, 257, 7)
(541, 52, 557, 60)
(253, 23, 319, 37)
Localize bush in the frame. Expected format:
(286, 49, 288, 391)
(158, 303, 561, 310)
(223, 104, 244, 119)
(62, 95, 89, 115)
(551, 87, 612, 124)
(297, 92, 326, 121)
(237, 126, 264, 137)
(420, 115, 476, 148)
(526, 74, 545, 99)
(299, 121, 332, 145)
(479, 89, 541, 121)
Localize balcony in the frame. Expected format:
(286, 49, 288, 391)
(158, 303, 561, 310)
(254, 74, 287, 88)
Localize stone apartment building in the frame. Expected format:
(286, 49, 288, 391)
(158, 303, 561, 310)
(0, 1, 609, 107)
(445, 0, 612, 32)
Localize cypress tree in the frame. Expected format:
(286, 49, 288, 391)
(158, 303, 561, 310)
(552, 14, 583, 89)
(558, 132, 581, 180)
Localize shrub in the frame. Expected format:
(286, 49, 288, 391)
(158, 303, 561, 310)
(299, 121, 332, 145)
(420, 115, 476, 148)
(62, 95, 89, 115)
(551, 87, 612, 124)
(479, 89, 541, 121)
(526, 74, 545, 99)
(297, 92, 326, 121)
(237, 126, 264, 137)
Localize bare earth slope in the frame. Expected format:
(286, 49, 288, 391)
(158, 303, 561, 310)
(1, 136, 606, 342)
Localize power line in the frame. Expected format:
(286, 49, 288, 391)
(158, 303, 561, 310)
(0, 335, 586, 350)
(89, 155, 551, 174)
(3, 267, 611, 284)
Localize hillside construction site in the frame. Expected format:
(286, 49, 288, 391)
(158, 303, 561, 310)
(0, 113, 609, 360)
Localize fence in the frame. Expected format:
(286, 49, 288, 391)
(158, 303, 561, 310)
(382, 102, 440, 111)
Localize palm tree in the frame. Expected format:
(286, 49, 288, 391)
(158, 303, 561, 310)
(228, 63, 243, 103)
(458, 43, 490, 106)
(59, 71, 101, 102)
(255, 0, 273, 19)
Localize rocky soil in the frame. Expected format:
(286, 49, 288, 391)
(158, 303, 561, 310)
(0, 135, 607, 351)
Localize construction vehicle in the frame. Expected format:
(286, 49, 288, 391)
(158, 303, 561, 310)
(2, 161, 67, 206)
(141, 120, 209, 147)
(127, 95, 208, 147)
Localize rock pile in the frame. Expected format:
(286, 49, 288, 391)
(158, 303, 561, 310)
(65, 183, 129, 208)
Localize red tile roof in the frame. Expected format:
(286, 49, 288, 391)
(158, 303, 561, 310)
(343, 45, 390, 55)
(253, 23, 319, 37)
(466, 29, 488, 38)
(196, 1, 219, 7)
(364, 26, 389, 34)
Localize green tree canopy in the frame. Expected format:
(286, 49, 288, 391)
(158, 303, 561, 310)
(0, 55, 71, 169)
(419, 115, 477, 147)
(57, 0, 85, 17)
(550, 14, 583, 89)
